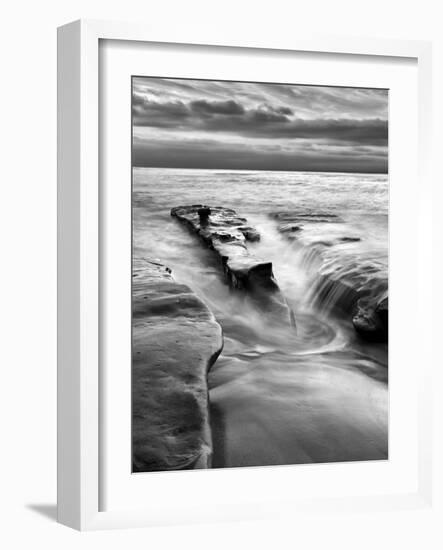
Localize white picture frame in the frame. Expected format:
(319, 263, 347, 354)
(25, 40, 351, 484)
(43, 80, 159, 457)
(57, 19, 433, 531)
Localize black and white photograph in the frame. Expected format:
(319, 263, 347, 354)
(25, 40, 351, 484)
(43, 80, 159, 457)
(131, 76, 389, 473)
(4, 0, 440, 541)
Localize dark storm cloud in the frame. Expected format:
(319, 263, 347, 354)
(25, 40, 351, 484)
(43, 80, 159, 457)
(132, 77, 388, 173)
(190, 99, 245, 115)
(275, 106, 293, 115)
(133, 96, 190, 127)
(133, 96, 386, 146)
(248, 108, 289, 124)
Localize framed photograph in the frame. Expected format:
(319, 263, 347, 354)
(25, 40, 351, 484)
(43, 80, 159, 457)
(57, 19, 433, 530)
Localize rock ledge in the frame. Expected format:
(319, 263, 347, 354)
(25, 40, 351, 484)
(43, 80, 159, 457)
(132, 258, 223, 472)
(171, 205, 295, 327)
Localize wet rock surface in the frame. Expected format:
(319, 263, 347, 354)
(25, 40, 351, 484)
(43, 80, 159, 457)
(352, 296, 388, 342)
(270, 210, 344, 240)
(132, 258, 223, 472)
(171, 205, 295, 327)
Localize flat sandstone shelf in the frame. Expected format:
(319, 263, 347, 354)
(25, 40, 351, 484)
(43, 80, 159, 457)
(132, 258, 223, 472)
(171, 205, 295, 328)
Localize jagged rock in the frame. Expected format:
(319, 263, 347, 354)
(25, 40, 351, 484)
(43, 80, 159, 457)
(132, 258, 223, 472)
(352, 296, 388, 343)
(171, 205, 295, 327)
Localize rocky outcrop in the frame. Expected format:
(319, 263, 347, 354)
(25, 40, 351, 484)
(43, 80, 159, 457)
(270, 210, 344, 240)
(270, 209, 388, 343)
(171, 205, 295, 328)
(270, 210, 362, 246)
(314, 272, 389, 343)
(132, 258, 223, 472)
(352, 296, 388, 342)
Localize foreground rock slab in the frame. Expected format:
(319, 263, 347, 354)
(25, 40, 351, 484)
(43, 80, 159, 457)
(171, 205, 295, 327)
(132, 258, 223, 472)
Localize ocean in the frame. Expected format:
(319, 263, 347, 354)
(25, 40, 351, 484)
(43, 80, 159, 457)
(133, 167, 389, 467)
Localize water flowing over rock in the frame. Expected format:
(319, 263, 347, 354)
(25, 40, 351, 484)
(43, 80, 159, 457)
(132, 258, 223, 472)
(270, 209, 388, 343)
(171, 205, 295, 328)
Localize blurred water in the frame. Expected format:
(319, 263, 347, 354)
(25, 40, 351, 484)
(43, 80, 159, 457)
(133, 167, 389, 467)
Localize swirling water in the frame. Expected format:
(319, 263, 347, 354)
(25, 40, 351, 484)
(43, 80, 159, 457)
(133, 167, 389, 467)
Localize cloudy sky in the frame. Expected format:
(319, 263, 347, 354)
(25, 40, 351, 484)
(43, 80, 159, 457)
(132, 77, 388, 173)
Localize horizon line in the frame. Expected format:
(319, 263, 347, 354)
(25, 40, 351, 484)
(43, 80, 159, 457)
(132, 165, 388, 176)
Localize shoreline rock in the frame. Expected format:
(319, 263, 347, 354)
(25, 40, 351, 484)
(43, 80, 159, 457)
(132, 258, 223, 472)
(270, 210, 353, 245)
(314, 273, 388, 343)
(270, 209, 388, 343)
(171, 205, 295, 328)
(352, 296, 388, 342)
